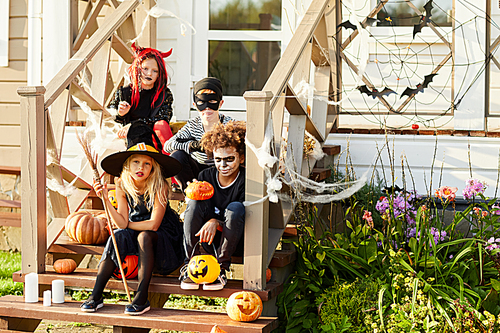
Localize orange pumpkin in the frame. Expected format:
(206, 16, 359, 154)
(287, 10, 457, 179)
(185, 181, 214, 200)
(112, 255, 139, 280)
(266, 268, 272, 283)
(53, 258, 77, 274)
(65, 211, 110, 245)
(210, 325, 227, 333)
(226, 291, 263, 322)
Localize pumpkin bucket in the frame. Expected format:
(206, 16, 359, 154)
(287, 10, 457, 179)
(187, 242, 221, 285)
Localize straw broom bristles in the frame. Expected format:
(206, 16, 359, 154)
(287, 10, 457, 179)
(76, 130, 132, 303)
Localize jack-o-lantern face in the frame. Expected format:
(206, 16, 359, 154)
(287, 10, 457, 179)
(187, 254, 220, 284)
(108, 190, 118, 209)
(185, 181, 214, 201)
(226, 291, 263, 322)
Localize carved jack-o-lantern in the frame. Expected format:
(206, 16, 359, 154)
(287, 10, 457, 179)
(108, 189, 118, 209)
(210, 325, 227, 333)
(185, 181, 214, 201)
(112, 255, 139, 280)
(226, 291, 263, 322)
(187, 254, 220, 284)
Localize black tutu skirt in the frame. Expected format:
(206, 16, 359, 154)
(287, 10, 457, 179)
(100, 195, 185, 275)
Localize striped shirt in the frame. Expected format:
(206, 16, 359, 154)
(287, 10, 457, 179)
(163, 114, 233, 165)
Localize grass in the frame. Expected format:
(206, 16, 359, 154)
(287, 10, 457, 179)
(0, 251, 22, 296)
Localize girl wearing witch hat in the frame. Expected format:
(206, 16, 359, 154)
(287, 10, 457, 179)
(81, 122, 184, 315)
(109, 43, 174, 144)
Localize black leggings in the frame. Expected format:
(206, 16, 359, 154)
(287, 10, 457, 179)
(89, 230, 158, 306)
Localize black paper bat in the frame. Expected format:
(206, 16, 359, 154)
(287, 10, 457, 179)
(401, 74, 437, 98)
(338, 18, 380, 31)
(413, 0, 434, 38)
(357, 85, 397, 99)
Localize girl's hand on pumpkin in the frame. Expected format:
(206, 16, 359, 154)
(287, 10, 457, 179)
(195, 219, 218, 245)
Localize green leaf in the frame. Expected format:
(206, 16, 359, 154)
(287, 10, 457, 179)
(316, 251, 326, 263)
(482, 288, 500, 315)
(491, 278, 500, 292)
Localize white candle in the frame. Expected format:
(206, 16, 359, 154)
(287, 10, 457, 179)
(43, 290, 51, 306)
(24, 273, 38, 303)
(52, 280, 64, 304)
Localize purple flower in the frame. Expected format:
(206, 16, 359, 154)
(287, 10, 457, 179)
(463, 178, 488, 200)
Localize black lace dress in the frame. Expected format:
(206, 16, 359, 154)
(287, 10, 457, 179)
(109, 85, 174, 128)
(100, 194, 185, 275)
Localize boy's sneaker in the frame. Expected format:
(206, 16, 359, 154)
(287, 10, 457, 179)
(124, 300, 150, 316)
(179, 264, 199, 290)
(80, 298, 104, 312)
(203, 269, 227, 291)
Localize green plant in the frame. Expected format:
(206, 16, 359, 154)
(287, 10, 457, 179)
(317, 278, 380, 332)
(0, 251, 22, 297)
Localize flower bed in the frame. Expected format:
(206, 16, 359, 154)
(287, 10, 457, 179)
(276, 177, 500, 332)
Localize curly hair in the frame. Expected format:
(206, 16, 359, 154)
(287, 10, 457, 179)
(201, 121, 246, 156)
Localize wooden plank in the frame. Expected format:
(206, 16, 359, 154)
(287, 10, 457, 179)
(90, 39, 112, 106)
(310, 167, 332, 181)
(0, 148, 21, 168)
(285, 84, 324, 142)
(312, 66, 330, 138)
(13, 270, 282, 303)
(288, 115, 307, 176)
(312, 35, 330, 67)
(242, 91, 272, 291)
(60, 165, 92, 190)
(70, 81, 111, 117)
(0, 105, 21, 125)
(8, 40, 28, 62)
(111, 34, 134, 63)
(67, 189, 90, 213)
(0, 61, 27, 81)
(73, 0, 107, 52)
(0, 296, 278, 333)
(18, 86, 46, 274)
(291, 41, 312, 107)
(262, 0, 330, 110)
(135, 0, 156, 49)
(0, 83, 22, 104)
(0, 212, 21, 228)
(44, 0, 141, 109)
(46, 218, 67, 251)
(47, 90, 70, 161)
(8, 18, 27, 39)
(0, 166, 20, 176)
(0, 199, 21, 209)
(108, 0, 137, 45)
(105, 61, 126, 107)
(0, 126, 20, 146)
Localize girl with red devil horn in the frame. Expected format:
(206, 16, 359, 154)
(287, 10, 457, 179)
(109, 43, 174, 144)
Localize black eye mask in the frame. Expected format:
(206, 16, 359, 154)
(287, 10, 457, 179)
(194, 93, 221, 111)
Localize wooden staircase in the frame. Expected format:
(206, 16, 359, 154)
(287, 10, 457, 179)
(12, 0, 344, 331)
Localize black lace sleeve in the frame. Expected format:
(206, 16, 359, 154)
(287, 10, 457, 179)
(109, 87, 130, 125)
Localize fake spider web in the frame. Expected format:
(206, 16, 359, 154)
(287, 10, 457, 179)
(310, 0, 500, 130)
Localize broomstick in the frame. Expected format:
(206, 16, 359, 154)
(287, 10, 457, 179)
(76, 130, 132, 303)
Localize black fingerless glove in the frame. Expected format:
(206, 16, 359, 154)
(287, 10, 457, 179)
(189, 140, 204, 152)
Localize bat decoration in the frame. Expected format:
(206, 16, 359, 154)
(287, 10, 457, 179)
(413, 0, 433, 38)
(357, 85, 397, 99)
(400, 74, 437, 98)
(338, 18, 380, 31)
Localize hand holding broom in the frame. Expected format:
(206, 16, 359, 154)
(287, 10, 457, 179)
(76, 130, 132, 303)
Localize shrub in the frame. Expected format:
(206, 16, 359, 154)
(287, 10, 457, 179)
(317, 278, 380, 332)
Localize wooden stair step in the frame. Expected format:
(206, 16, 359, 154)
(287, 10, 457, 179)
(49, 235, 296, 268)
(309, 167, 331, 181)
(13, 268, 282, 302)
(0, 295, 278, 333)
(322, 144, 340, 156)
(0, 212, 21, 228)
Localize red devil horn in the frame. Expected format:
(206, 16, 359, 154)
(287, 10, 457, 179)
(161, 48, 173, 58)
(131, 42, 144, 54)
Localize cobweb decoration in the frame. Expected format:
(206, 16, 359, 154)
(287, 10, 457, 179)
(244, 112, 372, 206)
(293, 0, 500, 130)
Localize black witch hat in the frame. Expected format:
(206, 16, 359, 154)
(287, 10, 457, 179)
(101, 122, 181, 178)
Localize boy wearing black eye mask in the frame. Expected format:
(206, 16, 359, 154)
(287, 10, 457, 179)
(163, 77, 234, 192)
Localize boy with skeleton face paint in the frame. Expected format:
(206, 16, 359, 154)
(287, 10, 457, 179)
(164, 77, 234, 192)
(179, 121, 246, 291)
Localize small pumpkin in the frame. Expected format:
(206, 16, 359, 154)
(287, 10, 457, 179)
(65, 211, 110, 245)
(185, 181, 214, 200)
(108, 189, 118, 209)
(112, 255, 139, 280)
(210, 325, 227, 333)
(53, 258, 77, 274)
(226, 291, 263, 322)
(266, 268, 272, 283)
(188, 254, 220, 284)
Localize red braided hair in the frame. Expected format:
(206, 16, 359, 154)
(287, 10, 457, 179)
(129, 42, 172, 110)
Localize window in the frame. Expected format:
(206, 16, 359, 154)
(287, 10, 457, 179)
(376, 0, 452, 27)
(0, 0, 9, 67)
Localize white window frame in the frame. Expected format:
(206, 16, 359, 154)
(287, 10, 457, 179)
(192, 0, 291, 112)
(0, 0, 10, 67)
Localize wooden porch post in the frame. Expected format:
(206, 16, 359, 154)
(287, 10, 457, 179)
(243, 91, 273, 291)
(18, 86, 47, 274)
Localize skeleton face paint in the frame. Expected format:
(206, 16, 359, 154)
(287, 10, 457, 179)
(214, 146, 243, 184)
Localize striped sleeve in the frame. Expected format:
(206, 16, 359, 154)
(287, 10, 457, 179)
(163, 118, 199, 153)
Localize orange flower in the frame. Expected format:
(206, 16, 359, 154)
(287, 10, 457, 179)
(435, 186, 458, 201)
